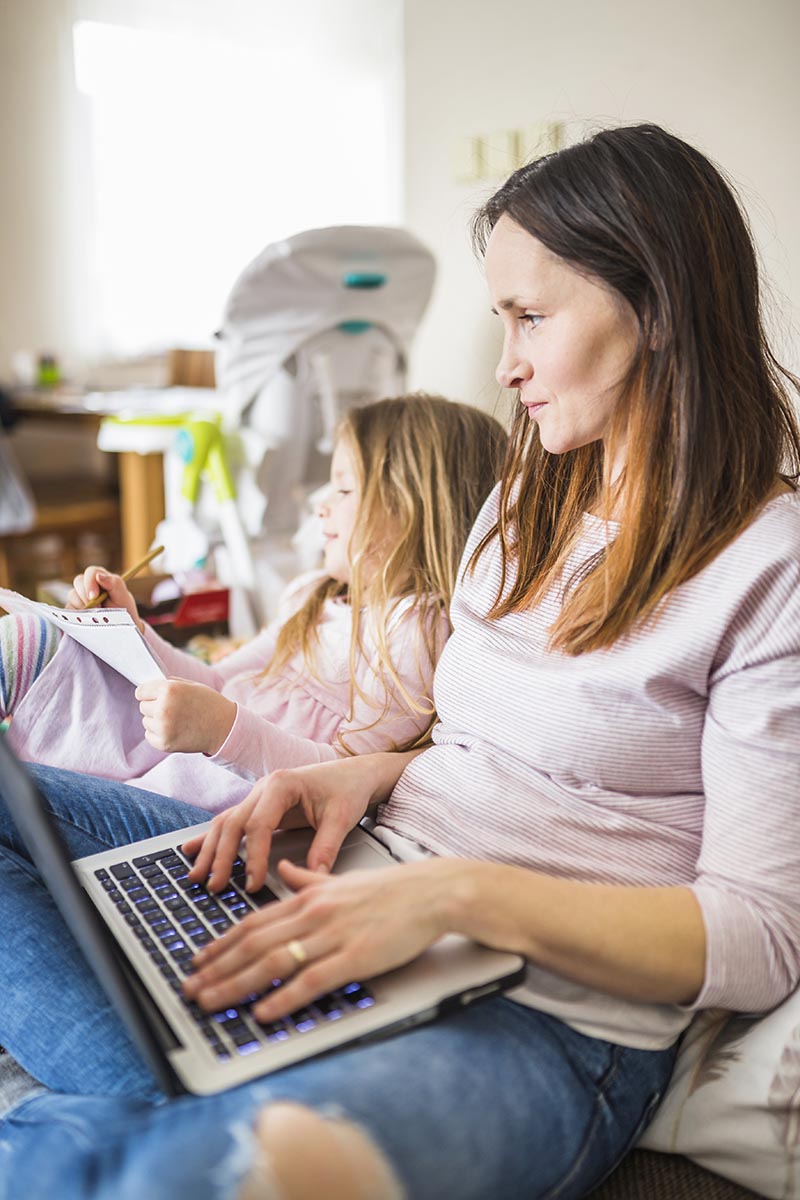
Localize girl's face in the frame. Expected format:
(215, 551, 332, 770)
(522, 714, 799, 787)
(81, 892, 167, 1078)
(318, 437, 361, 584)
(485, 215, 639, 479)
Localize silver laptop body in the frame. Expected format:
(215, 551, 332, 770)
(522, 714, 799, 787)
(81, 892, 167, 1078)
(0, 734, 524, 1097)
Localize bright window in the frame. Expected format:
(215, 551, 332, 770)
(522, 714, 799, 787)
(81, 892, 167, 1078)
(72, 10, 402, 355)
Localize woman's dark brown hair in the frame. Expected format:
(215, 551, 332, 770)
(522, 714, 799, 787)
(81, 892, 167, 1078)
(470, 123, 800, 653)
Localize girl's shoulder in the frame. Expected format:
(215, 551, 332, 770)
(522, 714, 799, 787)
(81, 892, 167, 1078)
(360, 593, 450, 670)
(273, 570, 332, 623)
(280, 568, 329, 601)
(368, 591, 448, 636)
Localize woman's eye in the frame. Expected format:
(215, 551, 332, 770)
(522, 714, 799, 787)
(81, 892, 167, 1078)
(521, 314, 543, 329)
(336, 489, 353, 498)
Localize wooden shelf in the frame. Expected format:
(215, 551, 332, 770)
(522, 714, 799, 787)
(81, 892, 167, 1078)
(6, 350, 215, 576)
(0, 478, 120, 593)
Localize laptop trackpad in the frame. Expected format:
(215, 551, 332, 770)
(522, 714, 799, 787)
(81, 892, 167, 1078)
(285, 844, 388, 875)
(329, 844, 389, 874)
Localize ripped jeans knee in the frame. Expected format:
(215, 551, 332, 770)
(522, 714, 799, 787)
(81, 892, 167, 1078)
(240, 1100, 405, 1200)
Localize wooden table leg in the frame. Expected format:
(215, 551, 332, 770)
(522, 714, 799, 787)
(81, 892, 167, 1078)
(118, 452, 166, 565)
(0, 541, 11, 590)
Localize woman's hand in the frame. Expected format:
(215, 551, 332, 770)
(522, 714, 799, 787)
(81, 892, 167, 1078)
(67, 565, 142, 631)
(135, 678, 236, 755)
(183, 753, 398, 893)
(183, 857, 458, 1021)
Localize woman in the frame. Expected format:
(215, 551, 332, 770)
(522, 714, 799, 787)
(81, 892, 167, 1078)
(2, 123, 799, 1200)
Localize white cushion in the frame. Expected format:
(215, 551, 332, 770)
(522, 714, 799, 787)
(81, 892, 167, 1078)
(639, 986, 800, 1198)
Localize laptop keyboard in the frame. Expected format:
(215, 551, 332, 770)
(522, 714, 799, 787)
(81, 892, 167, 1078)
(93, 843, 375, 1063)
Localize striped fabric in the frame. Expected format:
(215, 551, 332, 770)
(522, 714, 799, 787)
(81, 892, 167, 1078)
(0, 615, 61, 720)
(378, 487, 800, 1048)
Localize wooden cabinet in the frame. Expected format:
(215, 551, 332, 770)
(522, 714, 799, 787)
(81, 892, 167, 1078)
(0, 406, 122, 593)
(2, 350, 215, 595)
(0, 476, 121, 593)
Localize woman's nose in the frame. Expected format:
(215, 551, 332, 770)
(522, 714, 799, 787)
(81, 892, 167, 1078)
(496, 341, 532, 390)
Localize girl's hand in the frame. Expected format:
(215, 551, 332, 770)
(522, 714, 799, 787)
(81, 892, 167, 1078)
(183, 857, 457, 1021)
(67, 565, 143, 631)
(135, 678, 236, 755)
(183, 755, 386, 893)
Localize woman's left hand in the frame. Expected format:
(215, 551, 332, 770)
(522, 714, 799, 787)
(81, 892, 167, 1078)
(135, 678, 237, 755)
(183, 857, 458, 1022)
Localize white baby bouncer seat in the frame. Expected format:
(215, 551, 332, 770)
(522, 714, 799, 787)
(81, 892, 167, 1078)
(209, 224, 436, 623)
(98, 226, 436, 635)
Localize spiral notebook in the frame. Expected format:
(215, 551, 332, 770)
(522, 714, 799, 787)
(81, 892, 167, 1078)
(0, 588, 163, 687)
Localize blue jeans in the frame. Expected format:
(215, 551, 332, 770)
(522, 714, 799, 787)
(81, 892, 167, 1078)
(0, 766, 677, 1199)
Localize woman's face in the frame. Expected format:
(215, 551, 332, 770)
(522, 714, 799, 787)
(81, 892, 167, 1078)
(485, 215, 639, 478)
(318, 437, 361, 584)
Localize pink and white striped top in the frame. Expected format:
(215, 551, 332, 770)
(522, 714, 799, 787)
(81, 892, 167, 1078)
(378, 487, 800, 1048)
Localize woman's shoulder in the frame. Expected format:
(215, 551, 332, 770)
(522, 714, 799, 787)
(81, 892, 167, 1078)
(756, 485, 800, 521)
(684, 492, 800, 614)
(728, 489, 800, 565)
(685, 491, 800, 661)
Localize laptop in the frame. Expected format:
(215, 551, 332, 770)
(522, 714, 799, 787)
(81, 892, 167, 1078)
(0, 738, 526, 1096)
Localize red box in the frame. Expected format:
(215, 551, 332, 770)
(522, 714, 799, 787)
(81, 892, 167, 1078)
(128, 576, 230, 648)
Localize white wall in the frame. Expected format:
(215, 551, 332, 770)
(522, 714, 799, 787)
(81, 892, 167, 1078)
(3, 0, 797, 403)
(403, 0, 800, 412)
(0, 1, 90, 370)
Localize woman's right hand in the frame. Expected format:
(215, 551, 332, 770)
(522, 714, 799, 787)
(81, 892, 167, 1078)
(67, 565, 143, 632)
(184, 750, 420, 893)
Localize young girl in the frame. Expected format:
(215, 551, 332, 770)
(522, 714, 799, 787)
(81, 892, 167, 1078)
(0, 393, 507, 812)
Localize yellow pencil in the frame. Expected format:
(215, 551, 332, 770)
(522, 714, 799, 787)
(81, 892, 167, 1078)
(82, 545, 165, 609)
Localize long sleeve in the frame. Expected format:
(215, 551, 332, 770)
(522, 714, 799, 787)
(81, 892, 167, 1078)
(141, 623, 279, 690)
(381, 490, 800, 1045)
(209, 598, 449, 782)
(138, 570, 322, 688)
(687, 555, 800, 1012)
(210, 706, 339, 779)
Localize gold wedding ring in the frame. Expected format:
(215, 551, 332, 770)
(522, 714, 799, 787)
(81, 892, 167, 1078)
(286, 939, 308, 967)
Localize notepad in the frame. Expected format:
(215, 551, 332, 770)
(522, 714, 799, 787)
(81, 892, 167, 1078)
(0, 589, 165, 687)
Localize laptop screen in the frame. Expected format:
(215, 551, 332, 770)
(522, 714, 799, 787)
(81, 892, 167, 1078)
(0, 739, 181, 1096)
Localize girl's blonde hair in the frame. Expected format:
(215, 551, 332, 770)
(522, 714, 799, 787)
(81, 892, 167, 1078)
(470, 124, 800, 654)
(265, 393, 507, 747)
